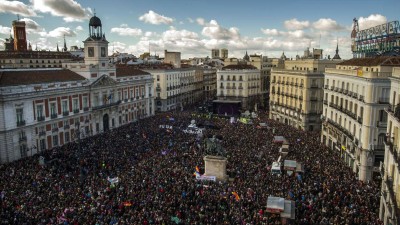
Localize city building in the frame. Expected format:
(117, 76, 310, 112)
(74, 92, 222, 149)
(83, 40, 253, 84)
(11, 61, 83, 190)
(203, 68, 217, 102)
(380, 66, 400, 225)
(321, 57, 400, 182)
(0, 14, 154, 163)
(211, 49, 220, 59)
(269, 54, 340, 131)
(148, 68, 203, 111)
(216, 64, 261, 110)
(220, 48, 228, 59)
(0, 19, 74, 69)
(164, 50, 181, 68)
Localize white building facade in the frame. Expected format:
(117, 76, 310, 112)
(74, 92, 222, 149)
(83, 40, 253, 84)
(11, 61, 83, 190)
(321, 57, 397, 182)
(380, 66, 400, 225)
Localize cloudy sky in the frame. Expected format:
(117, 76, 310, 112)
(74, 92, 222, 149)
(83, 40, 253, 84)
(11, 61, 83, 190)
(0, 0, 398, 59)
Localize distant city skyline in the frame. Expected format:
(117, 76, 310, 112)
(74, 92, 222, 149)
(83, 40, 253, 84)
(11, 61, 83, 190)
(0, 0, 398, 59)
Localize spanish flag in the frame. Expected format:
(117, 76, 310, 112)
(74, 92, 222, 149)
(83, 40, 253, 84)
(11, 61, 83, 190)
(193, 166, 201, 177)
(232, 191, 240, 201)
(123, 201, 132, 207)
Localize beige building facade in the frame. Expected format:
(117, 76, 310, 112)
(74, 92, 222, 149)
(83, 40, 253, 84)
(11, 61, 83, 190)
(380, 66, 400, 225)
(149, 68, 203, 111)
(203, 68, 217, 101)
(270, 59, 339, 131)
(216, 65, 261, 110)
(321, 57, 398, 182)
(164, 50, 181, 68)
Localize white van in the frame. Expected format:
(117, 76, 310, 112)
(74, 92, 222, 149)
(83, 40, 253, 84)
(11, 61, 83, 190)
(271, 162, 282, 175)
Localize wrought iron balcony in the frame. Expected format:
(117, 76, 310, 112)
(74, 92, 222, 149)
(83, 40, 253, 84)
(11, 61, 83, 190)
(377, 121, 387, 127)
(378, 98, 390, 104)
(310, 84, 318, 88)
(357, 116, 363, 124)
(83, 107, 89, 112)
(323, 100, 328, 105)
(63, 111, 69, 116)
(37, 116, 45, 121)
(64, 124, 70, 129)
(39, 131, 46, 136)
(385, 177, 400, 222)
(52, 127, 59, 132)
(17, 120, 26, 127)
(73, 109, 79, 114)
(324, 85, 329, 89)
(359, 95, 364, 102)
(19, 136, 27, 142)
(51, 113, 58, 119)
(310, 97, 318, 101)
(92, 100, 121, 110)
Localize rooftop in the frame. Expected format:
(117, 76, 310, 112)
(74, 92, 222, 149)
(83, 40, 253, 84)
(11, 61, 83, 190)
(221, 64, 257, 70)
(0, 69, 85, 87)
(0, 51, 73, 59)
(338, 56, 400, 67)
(116, 67, 150, 77)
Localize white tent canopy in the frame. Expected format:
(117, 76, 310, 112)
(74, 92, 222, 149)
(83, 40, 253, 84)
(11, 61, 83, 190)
(280, 200, 295, 219)
(284, 160, 297, 170)
(266, 196, 285, 213)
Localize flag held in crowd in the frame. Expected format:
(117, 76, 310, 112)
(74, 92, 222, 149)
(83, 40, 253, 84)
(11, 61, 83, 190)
(107, 177, 119, 185)
(232, 191, 240, 201)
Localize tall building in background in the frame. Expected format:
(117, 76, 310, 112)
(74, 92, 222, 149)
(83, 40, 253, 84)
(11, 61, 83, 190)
(220, 48, 228, 59)
(211, 49, 220, 59)
(12, 19, 27, 51)
(164, 50, 181, 68)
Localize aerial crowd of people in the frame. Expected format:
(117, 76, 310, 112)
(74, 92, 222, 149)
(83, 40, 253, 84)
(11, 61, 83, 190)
(0, 108, 382, 224)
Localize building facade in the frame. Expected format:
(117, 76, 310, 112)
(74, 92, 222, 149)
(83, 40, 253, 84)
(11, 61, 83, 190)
(150, 68, 204, 111)
(321, 57, 399, 182)
(0, 15, 154, 163)
(164, 50, 181, 68)
(270, 59, 339, 131)
(203, 68, 217, 102)
(380, 66, 400, 225)
(216, 64, 261, 110)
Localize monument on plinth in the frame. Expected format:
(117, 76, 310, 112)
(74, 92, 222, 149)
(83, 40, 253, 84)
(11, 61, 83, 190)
(203, 135, 228, 182)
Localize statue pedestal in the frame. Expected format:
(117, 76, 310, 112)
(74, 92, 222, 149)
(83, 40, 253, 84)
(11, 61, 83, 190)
(203, 155, 228, 182)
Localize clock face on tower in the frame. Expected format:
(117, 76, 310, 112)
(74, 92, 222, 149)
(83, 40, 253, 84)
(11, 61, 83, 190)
(88, 47, 94, 57)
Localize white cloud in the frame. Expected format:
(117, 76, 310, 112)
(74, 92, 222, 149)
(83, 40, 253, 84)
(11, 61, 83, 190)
(162, 29, 198, 41)
(111, 26, 142, 36)
(120, 24, 128, 28)
(44, 27, 76, 38)
(0, 25, 11, 35)
(196, 18, 205, 26)
(261, 28, 281, 36)
(284, 18, 310, 30)
(201, 20, 240, 40)
(187, 18, 194, 23)
(20, 18, 44, 33)
(31, 0, 89, 22)
(313, 18, 344, 31)
(0, 0, 37, 16)
(75, 25, 83, 31)
(358, 14, 387, 30)
(139, 10, 174, 25)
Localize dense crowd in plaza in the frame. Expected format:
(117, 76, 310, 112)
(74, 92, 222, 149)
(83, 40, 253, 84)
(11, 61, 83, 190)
(0, 109, 382, 224)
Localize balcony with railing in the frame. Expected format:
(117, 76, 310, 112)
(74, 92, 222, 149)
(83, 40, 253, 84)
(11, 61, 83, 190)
(51, 113, 58, 119)
(324, 85, 329, 89)
(377, 121, 387, 128)
(73, 109, 79, 114)
(378, 98, 390, 104)
(19, 136, 27, 143)
(323, 100, 328, 105)
(310, 96, 318, 101)
(64, 124, 70, 129)
(359, 95, 364, 102)
(357, 116, 363, 124)
(39, 131, 46, 136)
(325, 68, 392, 78)
(52, 127, 59, 132)
(310, 83, 318, 88)
(387, 104, 400, 122)
(17, 120, 26, 127)
(385, 177, 400, 222)
(83, 107, 89, 112)
(92, 100, 122, 110)
(352, 92, 358, 99)
(63, 111, 69, 116)
(37, 116, 45, 121)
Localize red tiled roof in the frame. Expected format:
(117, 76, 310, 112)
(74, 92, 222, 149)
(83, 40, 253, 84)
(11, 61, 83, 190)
(338, 56, 400, 66)
(0, 69, 85, 87)
(222, 64, 257, 70)
(0, 51, 73, 59)
(116, 67, 150, 77)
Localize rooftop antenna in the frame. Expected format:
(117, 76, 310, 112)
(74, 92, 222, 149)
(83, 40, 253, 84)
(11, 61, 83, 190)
(318, 34, 321, 49)
(17, 14, 20, 21)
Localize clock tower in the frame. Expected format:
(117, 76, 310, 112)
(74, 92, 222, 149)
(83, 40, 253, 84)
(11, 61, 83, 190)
(84, 14, 109, 67)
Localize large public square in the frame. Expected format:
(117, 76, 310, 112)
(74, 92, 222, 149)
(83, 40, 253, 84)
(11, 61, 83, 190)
(0, 109, 382, 224)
